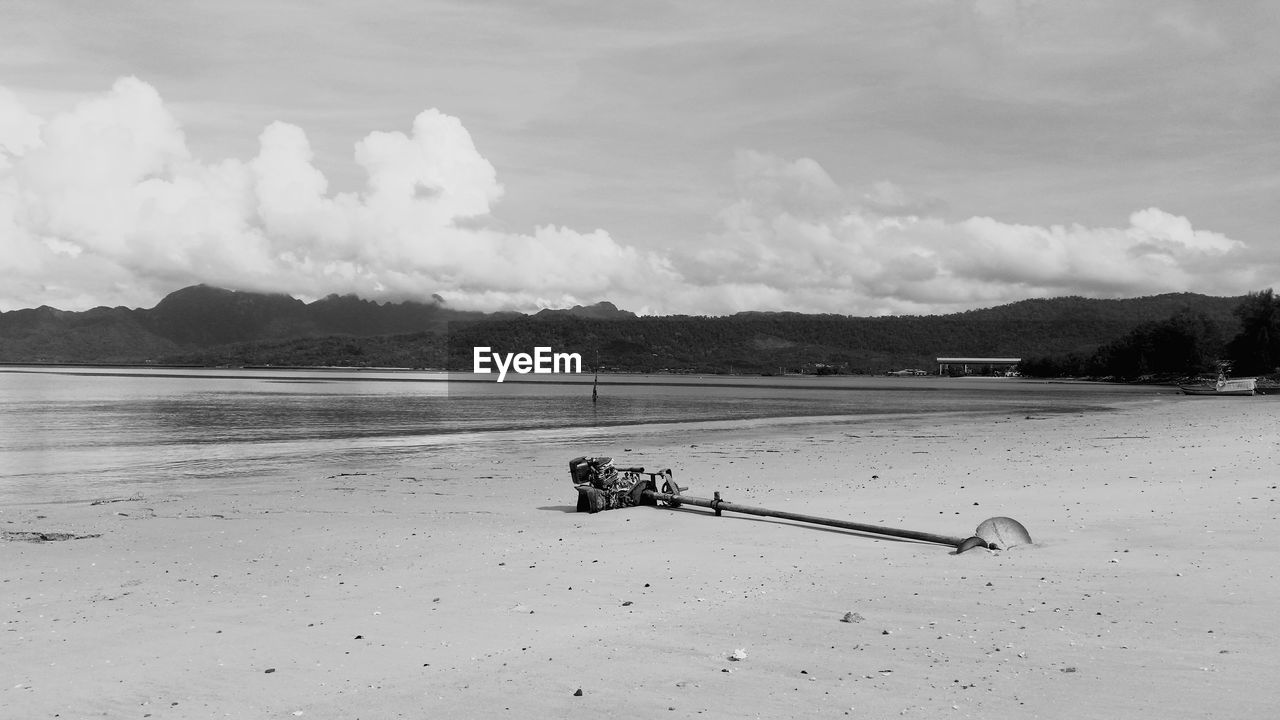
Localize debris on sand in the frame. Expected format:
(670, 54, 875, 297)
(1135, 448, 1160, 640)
(90, 495, 144, 506)
(2, 531, 101, 543)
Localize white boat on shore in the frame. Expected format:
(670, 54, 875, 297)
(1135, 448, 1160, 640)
(1179, 375, 1257, 396)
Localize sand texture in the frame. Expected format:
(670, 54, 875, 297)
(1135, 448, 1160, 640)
(3, 393, 1278, 718)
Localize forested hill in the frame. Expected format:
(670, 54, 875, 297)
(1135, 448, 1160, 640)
(446, 293, 1244, 373)
(0, 285, 488, 365)
(0, 285, 1246, 372)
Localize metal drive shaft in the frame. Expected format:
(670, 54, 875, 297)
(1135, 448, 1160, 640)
(641, 488, 978, 549)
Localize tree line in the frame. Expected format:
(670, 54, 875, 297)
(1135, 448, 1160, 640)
(147, 290, 1276, 379)
(1019, 289, 1279, 379)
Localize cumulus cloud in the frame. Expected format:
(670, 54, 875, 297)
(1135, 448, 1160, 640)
(0, 79, 1269, 316)
(673, 151, 1268, 315)
(0, 87, 43, 161)
(0, 77, 673, 312)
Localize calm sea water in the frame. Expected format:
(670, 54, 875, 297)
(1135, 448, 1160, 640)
(0, 366, 1165, 502)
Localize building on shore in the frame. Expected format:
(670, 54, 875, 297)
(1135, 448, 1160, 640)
(935, 357, 1022, 376)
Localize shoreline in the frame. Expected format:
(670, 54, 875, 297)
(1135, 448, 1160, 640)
(3, 395, 1278, 717)
(0, 361, 1224, 385)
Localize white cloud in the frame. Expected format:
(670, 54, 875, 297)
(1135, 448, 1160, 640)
(675, 152, 1270, 315)
(0, 79, 1270, 317)
(0, 77, 672, 312)
(0, 87, 43, 162)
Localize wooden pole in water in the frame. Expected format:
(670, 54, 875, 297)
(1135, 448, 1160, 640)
(641, 488, 978, 549)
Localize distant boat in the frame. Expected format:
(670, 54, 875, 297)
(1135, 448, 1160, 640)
(1179, 374, 1257, 396)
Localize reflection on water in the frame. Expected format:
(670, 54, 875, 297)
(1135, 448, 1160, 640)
(0, 366, 1165, 501)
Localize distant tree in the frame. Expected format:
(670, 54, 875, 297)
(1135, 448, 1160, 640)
(1019, 351, 1091, 378)
(1155, 307, 1224, 373)
(1088, 308, 1223, 379)
(1227, 289, 1280, 375)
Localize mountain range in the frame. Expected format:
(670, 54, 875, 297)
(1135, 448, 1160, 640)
(0, 285, 1246, 373)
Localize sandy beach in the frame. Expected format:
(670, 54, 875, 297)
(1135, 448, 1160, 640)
(3, 392, 1278, 718)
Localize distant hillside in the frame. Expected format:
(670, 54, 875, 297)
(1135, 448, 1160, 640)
(444, 293, 1244, 373)
(0, 285, 1248, 372)
(0, 305, 182, 364)
(533, 301, 636, 320)
(0, 285, 483, 364)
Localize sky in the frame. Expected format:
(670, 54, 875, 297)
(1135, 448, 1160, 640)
(2, 0, 1279, 316)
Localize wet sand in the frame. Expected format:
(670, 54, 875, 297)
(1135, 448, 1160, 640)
(3, 392, 1278, 718)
